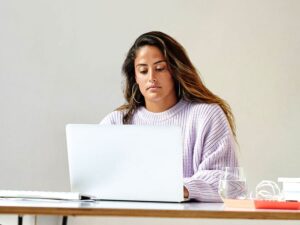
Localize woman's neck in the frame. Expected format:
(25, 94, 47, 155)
(145, 97, 178, 112)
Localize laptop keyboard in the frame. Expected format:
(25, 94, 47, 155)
(0, 190, 89, 200)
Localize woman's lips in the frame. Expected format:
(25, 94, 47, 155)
(147, 86, 161, 90)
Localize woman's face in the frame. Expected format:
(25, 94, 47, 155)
(134, 45, 177, 111)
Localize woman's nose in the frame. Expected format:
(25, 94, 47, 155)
(148, 69, 157, 82)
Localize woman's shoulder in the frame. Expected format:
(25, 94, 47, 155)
(100, 110, 124, 125)
(187, 101, 224, 118)
(188, 101, 231, 135)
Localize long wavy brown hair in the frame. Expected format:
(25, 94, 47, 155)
(117, 31, 236, 137)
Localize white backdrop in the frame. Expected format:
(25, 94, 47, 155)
(0, 0, 299, 224)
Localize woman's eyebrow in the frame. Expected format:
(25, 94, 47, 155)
(135, 60, 166, 68)
(135, 63, 147, 68)
(153, 60, 166, 65)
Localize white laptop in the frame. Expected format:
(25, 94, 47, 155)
(66, 124, 186, 202)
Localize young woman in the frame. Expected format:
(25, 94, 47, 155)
(100, 31, 238, 202)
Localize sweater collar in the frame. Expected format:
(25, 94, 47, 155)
(136, 99, 188, 122)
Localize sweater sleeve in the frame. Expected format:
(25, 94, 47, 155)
(183, 105, 238, 202)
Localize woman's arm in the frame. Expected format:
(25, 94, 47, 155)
(183, 104, 238, 202)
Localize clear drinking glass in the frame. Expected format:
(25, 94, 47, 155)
(218, 167, 247, 200)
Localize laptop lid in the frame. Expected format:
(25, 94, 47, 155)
(66, 124, 185, 202)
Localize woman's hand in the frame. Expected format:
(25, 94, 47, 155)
(184, 186, 189, 198)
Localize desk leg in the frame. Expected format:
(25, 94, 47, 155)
(18, 215, 23, 225)
(62, 216, 68, 225)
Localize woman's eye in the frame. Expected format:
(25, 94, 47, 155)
(139, 70, 147, 74)
(156, 67, 166, 72)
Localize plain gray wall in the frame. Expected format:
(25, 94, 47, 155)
(1, 0, 299, 224)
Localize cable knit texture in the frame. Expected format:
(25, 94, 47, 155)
(100, 99, 238, 202)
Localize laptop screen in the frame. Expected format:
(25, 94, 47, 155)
(66, 124, 185, 202)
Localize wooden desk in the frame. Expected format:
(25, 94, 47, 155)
(0, 199, 300, 221)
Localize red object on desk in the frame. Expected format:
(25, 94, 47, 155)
(254, 200, 300, 210)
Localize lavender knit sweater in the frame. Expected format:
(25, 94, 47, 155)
(100, 99, 238, 202)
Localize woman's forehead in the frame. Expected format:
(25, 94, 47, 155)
(135, 46, 165, 65)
